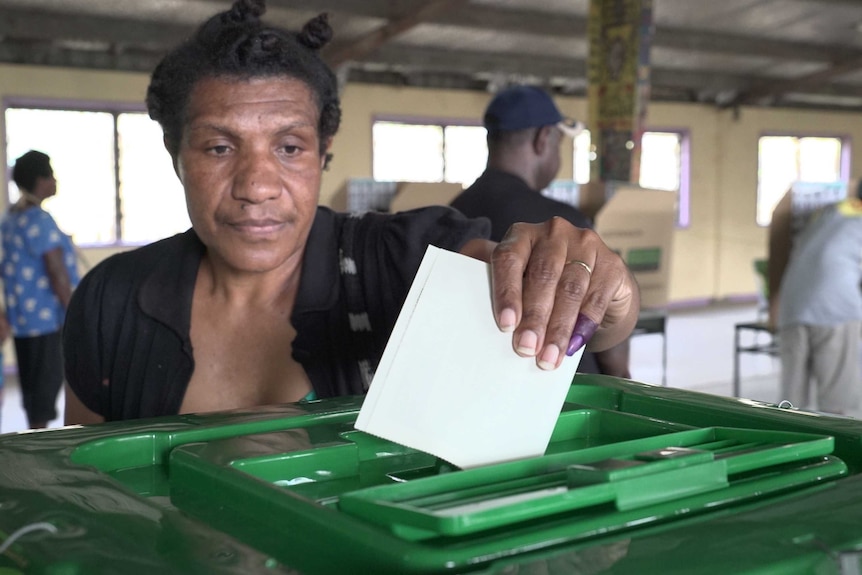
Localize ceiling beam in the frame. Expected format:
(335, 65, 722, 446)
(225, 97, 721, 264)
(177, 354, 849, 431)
(192, 0, 857, 64)
(5, 27, 858, 102)
(799, 0, 862, 5)
(367, 45, 584, 79)
(3, 35, 862, 108)
(3, 2, 862, 111)
(734, 56, 862, 106)
(0, 8, 191, 49)
(323, 0, 471, 66)
(3, 2, 858, 67)
(362, 45, 862, 99)
(652, 28, 852, 63)
(346, 67, 487, 91)
(0, 41, 162, 74)
(253, 0, 859, 63)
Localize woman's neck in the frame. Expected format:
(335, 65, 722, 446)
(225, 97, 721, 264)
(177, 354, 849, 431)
(197, 252, 304, 312)
(15, 191, 43, 209)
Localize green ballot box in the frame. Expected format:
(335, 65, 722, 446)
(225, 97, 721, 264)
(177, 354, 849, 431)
(3, 375, 862, 574)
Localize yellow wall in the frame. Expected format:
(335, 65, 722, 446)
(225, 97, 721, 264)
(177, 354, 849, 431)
(2, 63, 859, 305)
(0, 65, 150, 103)
(648, 102, 722, 303)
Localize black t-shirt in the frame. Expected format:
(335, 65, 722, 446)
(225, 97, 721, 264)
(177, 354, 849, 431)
(450, 169, 593, 242)
(63, 206, 490, 421)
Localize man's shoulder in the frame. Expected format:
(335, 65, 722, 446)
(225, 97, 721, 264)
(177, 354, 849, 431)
(451, 184, 491, 203)
(450, 178, 504, 214)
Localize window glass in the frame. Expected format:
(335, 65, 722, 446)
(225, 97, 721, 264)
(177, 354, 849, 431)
(5, 108, 116, 243)
(573, 130, 593, 185)
(443, 125, 487, 187)
(756, 136, 844, 226)
(799, 137, 841, 182)
(118, 113, 189, 243)
(5, 106, 192, 245)
(639, 132, 681, 192)
(373, 122, 444, 182)
(372, 120, 489, 188)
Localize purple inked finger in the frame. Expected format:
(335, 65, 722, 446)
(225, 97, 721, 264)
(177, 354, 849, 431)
(566, 313, 599, 356)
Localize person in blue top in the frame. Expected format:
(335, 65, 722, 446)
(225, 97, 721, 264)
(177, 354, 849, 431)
(1, 150, 79, 428)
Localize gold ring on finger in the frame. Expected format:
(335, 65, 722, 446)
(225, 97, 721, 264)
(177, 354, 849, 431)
(565, 259, 593, 276)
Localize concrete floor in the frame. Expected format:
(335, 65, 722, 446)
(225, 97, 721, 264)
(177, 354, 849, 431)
(628, 301, 781, 403)
(0, 301, 784, 434)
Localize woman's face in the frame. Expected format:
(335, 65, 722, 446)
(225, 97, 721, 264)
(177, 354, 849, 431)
(33, 171, 57, 200)
(176, 75, 328, 275)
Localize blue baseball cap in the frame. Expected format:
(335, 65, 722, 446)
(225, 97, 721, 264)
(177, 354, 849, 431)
(483, 85, 584, 137)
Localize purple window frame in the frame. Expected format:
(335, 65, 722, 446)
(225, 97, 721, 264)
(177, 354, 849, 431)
(642, 128, 691, 229)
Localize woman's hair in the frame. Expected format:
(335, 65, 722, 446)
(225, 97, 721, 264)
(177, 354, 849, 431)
(146, 0, 341, 159)
(12, 150, 53, 192)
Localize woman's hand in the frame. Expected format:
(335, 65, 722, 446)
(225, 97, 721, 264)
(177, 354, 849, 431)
(461, 217, 640, 370)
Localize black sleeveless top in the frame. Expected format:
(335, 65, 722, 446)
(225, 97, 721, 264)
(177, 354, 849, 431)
(63, 206, 490, 421)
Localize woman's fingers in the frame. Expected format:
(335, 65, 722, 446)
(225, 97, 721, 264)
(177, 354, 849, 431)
(490, 217, 639, 370)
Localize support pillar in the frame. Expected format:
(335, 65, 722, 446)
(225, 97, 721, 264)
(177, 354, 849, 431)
(587, 0, 654, 186)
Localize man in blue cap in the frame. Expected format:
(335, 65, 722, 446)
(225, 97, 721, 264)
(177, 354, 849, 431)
(451, 85, 590, 239)
(450, 85, 630, 378)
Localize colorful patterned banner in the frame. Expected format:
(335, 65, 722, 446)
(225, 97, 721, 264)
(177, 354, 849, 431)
(588, 0, 654, 183)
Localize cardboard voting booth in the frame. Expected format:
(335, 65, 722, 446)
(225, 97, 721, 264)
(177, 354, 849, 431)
(330, 179, 463, 213)
(576, 180, 614, 220)
(329, 178, 398, 212)
(594, 185, 677, 309)
(541, 179, 580, 208)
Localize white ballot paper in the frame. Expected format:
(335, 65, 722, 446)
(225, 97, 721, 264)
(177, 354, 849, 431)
(354, 245, 584, 469)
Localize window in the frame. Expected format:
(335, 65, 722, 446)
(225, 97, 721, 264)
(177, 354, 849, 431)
(573, 130, 594, 185)
(639, 132, 682, 194)
(756, 135, 847, 226)
(372, 120, 487, 188)
(4, 104, 189, 246)
(574, 129, 690, 227)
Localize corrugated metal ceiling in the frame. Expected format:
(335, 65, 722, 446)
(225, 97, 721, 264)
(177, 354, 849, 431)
(2, 0, 862, 110)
